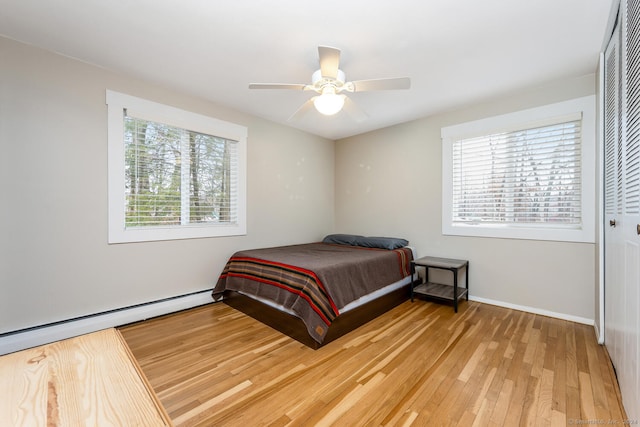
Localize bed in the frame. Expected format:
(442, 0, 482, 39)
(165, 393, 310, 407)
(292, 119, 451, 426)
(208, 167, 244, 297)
(212, 234, 415, 349)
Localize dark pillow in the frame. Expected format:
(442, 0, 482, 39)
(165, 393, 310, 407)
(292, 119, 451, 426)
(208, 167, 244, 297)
(322, 234, 363, 246)
(355, 236, 409, 250)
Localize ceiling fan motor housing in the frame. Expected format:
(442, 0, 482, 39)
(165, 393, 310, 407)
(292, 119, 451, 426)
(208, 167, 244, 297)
(311, 69, 347, 92)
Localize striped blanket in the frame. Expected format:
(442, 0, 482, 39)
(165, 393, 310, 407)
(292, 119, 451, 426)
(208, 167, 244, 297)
(213, 243, 413, 344)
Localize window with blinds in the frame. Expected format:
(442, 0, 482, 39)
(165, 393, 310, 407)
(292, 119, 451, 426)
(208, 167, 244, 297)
(107, 90, 247, 243)
(124, 113, 239, 228)
(441, 96, 595, 243)
(451, 117, 582, 226)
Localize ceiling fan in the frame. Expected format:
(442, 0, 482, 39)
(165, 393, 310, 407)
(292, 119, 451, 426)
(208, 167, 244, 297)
(249, 46, 411, 121)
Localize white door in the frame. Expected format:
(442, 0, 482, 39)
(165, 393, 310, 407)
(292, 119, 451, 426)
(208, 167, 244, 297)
(604, 2, 640, 419)
(604, 17, 623, 376)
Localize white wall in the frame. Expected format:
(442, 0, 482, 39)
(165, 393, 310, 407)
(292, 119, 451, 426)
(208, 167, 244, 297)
(0, 33, 599, 337)
(335, 74, 598, 322)
(0, 36, 335, 335)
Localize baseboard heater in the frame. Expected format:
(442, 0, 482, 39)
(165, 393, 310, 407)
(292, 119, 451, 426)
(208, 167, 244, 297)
(0, 289, 214, 356)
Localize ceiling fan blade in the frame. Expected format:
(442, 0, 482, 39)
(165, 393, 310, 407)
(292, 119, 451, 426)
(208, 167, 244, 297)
(318, 46, 341, 79)
(350, 77, 411, 92)
(287, 98, 316, 122)
(249, 83, 307, 90)
(343, 97, 368, 122)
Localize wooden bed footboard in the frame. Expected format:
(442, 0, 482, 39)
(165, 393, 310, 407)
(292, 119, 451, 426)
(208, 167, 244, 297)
(222, 284, 412, 349)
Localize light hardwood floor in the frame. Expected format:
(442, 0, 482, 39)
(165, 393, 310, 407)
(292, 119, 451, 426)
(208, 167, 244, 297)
(120, 300, 627, 426)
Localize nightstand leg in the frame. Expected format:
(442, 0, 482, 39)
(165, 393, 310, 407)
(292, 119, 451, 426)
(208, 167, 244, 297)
(466, 262, 469, 301)
(453, 268, 458, 313)
(410, 262, 415, 302)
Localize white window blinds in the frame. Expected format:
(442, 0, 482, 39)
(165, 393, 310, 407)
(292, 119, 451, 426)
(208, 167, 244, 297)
(451, 115, 582, 227)
(124, 112, 239, 228)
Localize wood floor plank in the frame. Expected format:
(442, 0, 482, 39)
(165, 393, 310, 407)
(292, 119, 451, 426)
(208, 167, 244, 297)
(600, 346, 627, 421)
(551, 319, 567, 416)
(119, 300, 628, 426)
(535, 368, 554, 426)
(489, 377, 513, 426)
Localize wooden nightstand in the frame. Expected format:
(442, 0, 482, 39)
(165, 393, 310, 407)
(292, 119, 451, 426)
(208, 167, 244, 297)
(410, 256, 469, 312)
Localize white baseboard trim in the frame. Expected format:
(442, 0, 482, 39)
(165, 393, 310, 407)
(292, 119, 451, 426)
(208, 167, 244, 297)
(469, 296, 595, 326)
(0, 290, 214, 356)
(594, 323, 605, 345)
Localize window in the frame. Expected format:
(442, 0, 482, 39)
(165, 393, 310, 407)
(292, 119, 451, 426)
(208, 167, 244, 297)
(107, 90, 247, 243)
(441, 96, 595, 243)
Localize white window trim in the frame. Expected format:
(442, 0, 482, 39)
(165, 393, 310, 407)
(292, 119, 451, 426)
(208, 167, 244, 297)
(106, 90, 247, 243)
(441, 95, 596, 243)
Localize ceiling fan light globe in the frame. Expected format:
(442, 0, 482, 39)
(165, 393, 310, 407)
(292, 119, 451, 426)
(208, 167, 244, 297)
(313, 93, 345, 116)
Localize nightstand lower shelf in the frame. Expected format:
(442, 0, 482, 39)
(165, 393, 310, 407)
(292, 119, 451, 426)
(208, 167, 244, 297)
(413, 282, 468, 301)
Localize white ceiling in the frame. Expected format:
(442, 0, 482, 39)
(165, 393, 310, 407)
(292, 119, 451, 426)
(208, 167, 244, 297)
(0, 0, 614, 140)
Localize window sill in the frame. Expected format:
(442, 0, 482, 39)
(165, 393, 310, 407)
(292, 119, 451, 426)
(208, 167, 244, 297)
(443, 223, 594, 243)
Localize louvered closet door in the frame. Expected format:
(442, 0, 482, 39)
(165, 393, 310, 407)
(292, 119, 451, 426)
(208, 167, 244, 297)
(604, 0, 640, 419)
(604, 16, 623, 376)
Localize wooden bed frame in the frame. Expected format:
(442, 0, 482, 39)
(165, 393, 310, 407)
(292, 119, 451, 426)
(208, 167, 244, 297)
(222, 284, 412, 349)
